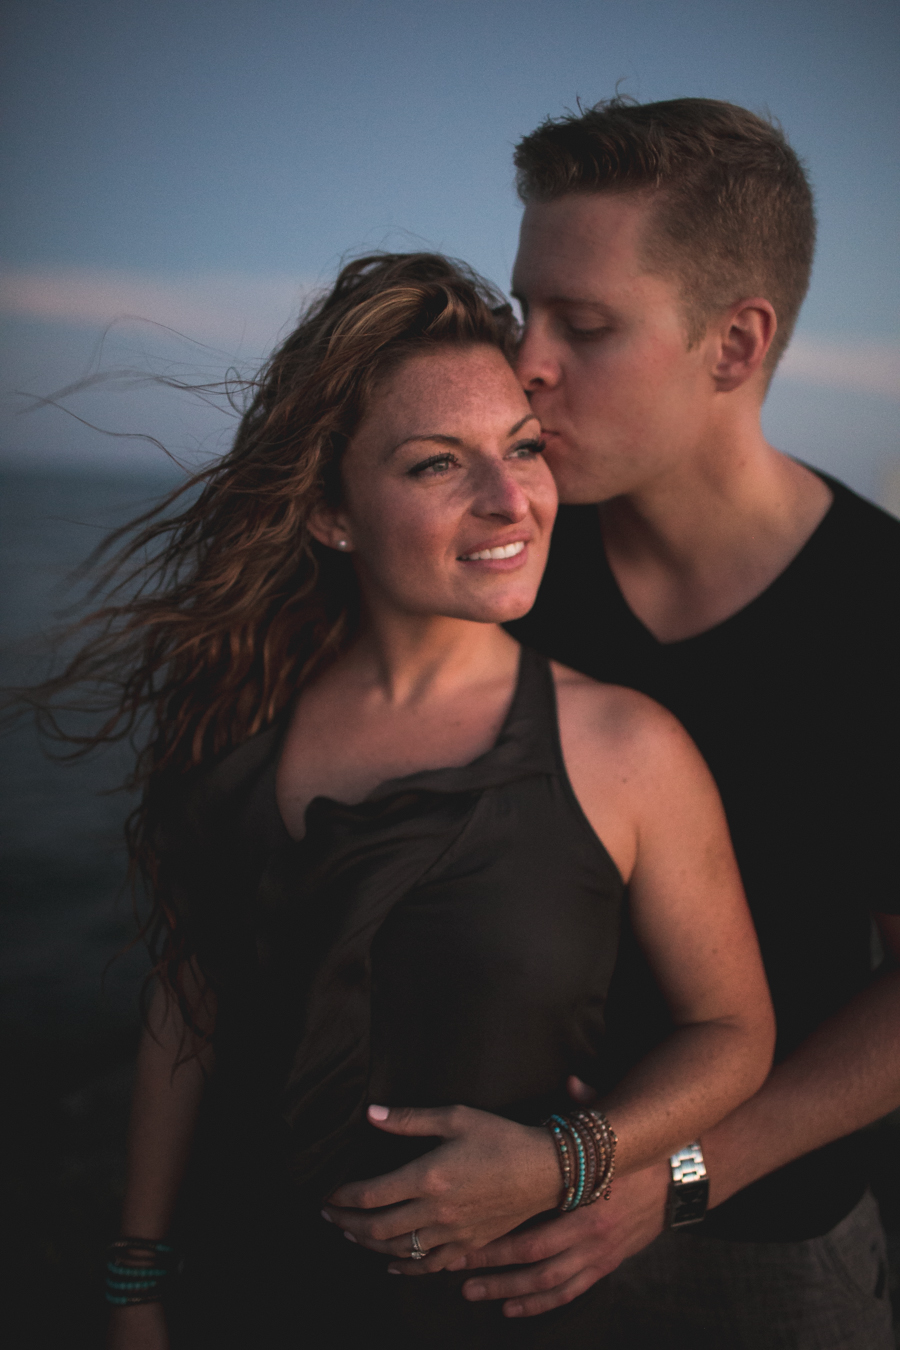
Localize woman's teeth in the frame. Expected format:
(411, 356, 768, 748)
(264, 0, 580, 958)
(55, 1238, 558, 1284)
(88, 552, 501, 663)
(461, 541, 526, 561)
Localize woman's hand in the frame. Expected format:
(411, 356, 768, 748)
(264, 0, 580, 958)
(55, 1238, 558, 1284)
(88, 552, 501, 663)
(321, 1103, 562, 1273)
(107, 1302, 169, 1350)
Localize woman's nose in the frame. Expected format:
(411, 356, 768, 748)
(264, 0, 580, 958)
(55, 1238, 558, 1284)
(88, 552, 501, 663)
(474, 460, 531, 522)
(515, 321, 561, 392)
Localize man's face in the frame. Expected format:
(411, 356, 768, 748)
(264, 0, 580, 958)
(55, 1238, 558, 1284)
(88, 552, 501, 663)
(512, 192, 716, 504)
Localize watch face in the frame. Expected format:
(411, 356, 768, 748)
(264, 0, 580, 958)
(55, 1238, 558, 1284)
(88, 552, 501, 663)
(666, 1178, 710, 1228)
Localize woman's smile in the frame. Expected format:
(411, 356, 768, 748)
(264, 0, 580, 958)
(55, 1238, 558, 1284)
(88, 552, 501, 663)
(458, 539, 527, 564)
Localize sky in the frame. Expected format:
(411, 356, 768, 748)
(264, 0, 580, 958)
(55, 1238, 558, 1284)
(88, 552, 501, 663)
(1, 0, 898, 506)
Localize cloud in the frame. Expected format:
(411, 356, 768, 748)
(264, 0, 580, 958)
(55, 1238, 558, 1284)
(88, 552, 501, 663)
(1, 267, 898, 400)
(777, 336, 900, 399)
(0, 267, 315, 354)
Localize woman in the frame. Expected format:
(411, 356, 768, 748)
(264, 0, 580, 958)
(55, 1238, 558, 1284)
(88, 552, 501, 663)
(35, 254, 772, 1347)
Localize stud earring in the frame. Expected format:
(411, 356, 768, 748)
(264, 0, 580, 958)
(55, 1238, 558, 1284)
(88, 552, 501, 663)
(336, 538, 349, 550)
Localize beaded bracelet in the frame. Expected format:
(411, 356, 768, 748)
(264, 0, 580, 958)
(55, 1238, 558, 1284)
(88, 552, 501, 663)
(577, 1109, 617, 1201)
(543, 1109, 617, 1210)
(105, 1236, 177, 1308)
(546, 1115, 575, 1209)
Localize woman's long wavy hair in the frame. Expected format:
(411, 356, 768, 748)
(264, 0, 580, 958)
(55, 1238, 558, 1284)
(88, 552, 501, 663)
(17, 252, 518, 1018)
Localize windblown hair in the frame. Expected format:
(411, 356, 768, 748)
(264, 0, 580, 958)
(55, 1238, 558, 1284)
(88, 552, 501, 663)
(515, 97, 816, 368)
(17, 252, 517, 1018)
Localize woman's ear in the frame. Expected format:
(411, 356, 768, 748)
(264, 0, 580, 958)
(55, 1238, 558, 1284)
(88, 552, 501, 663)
(307, 504, 355, 553)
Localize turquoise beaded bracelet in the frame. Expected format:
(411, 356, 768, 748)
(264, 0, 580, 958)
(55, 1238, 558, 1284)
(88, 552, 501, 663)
(105, 1237, 177, 1308)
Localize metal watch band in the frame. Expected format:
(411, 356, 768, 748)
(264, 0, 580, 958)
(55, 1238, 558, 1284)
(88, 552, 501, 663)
(665, 1141, 709, 1229)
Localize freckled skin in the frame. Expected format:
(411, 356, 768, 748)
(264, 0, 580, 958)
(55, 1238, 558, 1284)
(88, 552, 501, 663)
(320, 345, 559, 625)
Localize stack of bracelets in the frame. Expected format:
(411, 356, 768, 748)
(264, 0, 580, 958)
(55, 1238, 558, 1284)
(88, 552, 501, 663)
(544, 1109, 618, 1210)
(105, 1236, 177, 1308)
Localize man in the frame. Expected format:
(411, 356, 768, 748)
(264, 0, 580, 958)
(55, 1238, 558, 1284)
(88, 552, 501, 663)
(453, 97, 900, 1347)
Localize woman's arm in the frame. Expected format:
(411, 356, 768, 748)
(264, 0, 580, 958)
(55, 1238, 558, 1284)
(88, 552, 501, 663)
(321, 685, 774, 1269)
(577, 687, 776, 1175)
(107, 980, 212, 1350)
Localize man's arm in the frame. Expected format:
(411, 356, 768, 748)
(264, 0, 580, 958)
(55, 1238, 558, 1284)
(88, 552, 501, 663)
(704, 913, 900, 1204)
(456, 912, 900, 1319)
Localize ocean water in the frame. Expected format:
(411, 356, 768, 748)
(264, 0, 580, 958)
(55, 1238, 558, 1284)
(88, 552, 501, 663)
(1, 468, 182, 1025)
(0, 466, 180, 1345)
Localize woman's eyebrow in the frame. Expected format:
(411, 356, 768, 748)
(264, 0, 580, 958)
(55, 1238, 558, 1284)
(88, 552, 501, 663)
(509, 413, 541, 436)
(387, 432, 462, 459)
(388, 415, 540, 459)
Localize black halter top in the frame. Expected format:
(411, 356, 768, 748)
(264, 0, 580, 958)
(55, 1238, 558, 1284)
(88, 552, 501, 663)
(158, 646, 625, 1198)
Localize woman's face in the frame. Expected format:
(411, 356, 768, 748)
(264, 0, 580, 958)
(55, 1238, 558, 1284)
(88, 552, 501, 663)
(318, 345, 557, 625)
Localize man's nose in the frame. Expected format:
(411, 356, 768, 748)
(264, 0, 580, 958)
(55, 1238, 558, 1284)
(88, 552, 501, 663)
(515, 321, 561, 392)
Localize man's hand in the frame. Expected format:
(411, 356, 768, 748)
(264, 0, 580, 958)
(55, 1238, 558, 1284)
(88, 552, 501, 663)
(448, 1160, 669, 1317)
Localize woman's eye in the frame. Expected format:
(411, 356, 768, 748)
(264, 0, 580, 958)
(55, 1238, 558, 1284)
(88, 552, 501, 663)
(510, 438, 546, 459)
(408, 453, 459, 477)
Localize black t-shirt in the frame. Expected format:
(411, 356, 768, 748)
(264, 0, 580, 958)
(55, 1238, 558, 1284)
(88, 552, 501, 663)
(508, 473, 900, 1240)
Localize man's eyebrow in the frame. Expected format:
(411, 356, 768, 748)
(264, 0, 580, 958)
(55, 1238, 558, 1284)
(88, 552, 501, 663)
(388, 414, 540, 459)
(514, 291, 616, 313)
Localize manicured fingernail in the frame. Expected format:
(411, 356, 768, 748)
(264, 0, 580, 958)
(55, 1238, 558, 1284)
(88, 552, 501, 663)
(343, 1231, 357, 1244)
(320, 1209, 333, 1223)
(464, 1282, 486, 1301)
(505, 1302, 525, 1318)
(368, 1104, 390, 1121)
(387, 1265, 401, 1275)
(446, 1257, 466, 1271)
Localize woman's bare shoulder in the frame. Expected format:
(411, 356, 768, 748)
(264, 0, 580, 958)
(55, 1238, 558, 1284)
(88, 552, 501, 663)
(550, 661, 700, 772)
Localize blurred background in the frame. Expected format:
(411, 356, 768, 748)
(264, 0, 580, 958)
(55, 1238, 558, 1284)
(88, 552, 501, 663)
(1, 1, 898, 1343)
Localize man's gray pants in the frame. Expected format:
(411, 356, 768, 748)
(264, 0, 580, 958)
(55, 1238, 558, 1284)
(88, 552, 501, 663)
(600, 1189, 894, 1349)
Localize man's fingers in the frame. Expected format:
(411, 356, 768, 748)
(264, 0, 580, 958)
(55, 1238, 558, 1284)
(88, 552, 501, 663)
(450, 1220, 570, 1271)
(502, 1266, 604, 1318)
(462, 1249, 585, 1304)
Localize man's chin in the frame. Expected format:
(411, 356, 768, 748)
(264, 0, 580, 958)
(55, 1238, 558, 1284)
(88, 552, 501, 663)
(550, 473, 615, 507)
(544, 449, 610, 506)
(546, 455, 632, 507)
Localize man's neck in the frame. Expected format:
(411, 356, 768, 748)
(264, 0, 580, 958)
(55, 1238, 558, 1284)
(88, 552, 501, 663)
(599, 434, 834, 643)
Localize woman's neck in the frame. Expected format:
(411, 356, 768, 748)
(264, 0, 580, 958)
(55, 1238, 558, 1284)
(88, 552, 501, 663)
(341, 613, 520, 708)
(276, 618, 522, 835)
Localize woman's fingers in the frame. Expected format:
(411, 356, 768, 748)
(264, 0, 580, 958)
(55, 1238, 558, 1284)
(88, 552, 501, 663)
(329, 1211, 458, 1265)
(566, 1074, 599, 1105)
(386, 1241, 470, 1276)
(325, 1103, 556, 1253)
(365, 1102, 467, 1136)
(325, 1106, 467, 1209)
(326, 1158, 424, 1211)
(323, 1199, 439, 1247)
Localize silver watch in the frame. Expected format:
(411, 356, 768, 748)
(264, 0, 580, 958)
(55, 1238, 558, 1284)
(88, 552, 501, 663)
(665, 1142, 709, 1228)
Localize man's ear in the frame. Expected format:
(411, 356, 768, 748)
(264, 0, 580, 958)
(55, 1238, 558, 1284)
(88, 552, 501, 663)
(711, 298, 777, 393)
(307, 503, 354, 553)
